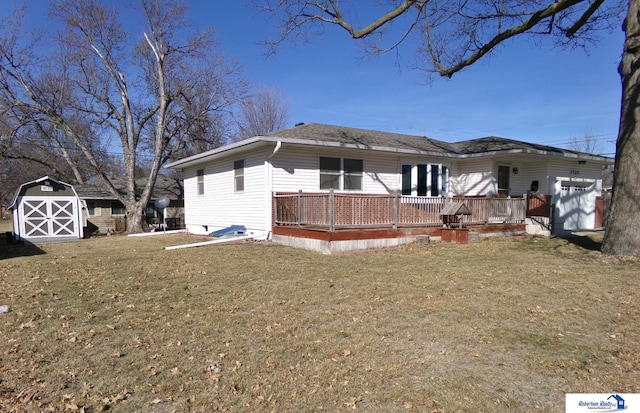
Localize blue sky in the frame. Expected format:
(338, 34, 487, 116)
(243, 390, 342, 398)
(6, 1, 623, 156)
(206, 2, 623, 157)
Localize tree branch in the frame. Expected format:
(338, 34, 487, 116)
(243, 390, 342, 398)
(565, 0, 606, 37)
(433, 0, 586, 77)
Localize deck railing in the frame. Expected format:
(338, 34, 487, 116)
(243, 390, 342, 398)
(274, 191, 526, 231)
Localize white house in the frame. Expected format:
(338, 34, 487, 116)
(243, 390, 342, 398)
(165, 123, 612, 248)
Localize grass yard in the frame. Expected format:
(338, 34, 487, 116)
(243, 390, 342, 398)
(0, 225, 638, 412)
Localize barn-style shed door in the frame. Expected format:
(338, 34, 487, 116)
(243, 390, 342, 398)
(19, 197, 80, 238)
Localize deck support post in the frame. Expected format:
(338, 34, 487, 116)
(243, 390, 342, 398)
(393, 193, 399, 229)
(297, 190, 303, 227)
(485, 197, 490, 224)
(329, 189, 335, 232)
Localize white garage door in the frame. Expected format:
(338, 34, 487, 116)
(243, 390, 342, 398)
(19, 197, 80, 239)
(557, 181, 596, 230)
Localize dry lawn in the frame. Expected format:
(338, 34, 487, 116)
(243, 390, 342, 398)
(0, 226, 639, 412)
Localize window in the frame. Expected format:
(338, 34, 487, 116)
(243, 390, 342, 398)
(197, 169, 204, 195)
(417, 164, 428, 196)
(430, 164, 440, 196)
(320, 157, 341, 189)
(402, 164, 448, 197)
(441, 166, 449, 195)
(86, 201, 96, 216)
(343, 158, 363, 190)
(319, 157, 363, 190)
(111, 201, 125, 216)
(401, 164, 412, 195)
(234, 160, 244, 192)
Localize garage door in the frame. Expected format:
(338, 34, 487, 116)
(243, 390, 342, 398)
(19, 197, 80, 239)
(557, 181, 596, 230)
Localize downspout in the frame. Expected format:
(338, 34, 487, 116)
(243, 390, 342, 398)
(265, 141, 282, 239)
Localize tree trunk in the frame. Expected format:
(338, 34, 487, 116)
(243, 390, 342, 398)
(125, 204, 145, 234)
(602, 0, 640, 257)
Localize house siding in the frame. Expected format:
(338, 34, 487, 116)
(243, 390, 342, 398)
(451, 158, 494, 196)
(514, 161, 549, 195)
(183, 147, 271, 233)
(547, 159, 603, 188)
(271, 146, 401, 194)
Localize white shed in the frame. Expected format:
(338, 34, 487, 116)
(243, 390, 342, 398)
(10, 176, 84, 243)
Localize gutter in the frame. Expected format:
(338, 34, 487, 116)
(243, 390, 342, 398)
(265, 141, 282, 238)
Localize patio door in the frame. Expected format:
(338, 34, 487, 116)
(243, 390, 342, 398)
(19, 197, 80, 238)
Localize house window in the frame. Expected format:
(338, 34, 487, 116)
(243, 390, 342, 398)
(197, 169, 204, 195)
(441, 166, 449, 195)
(234, 160, 244, 192)
(401, 164, 412, 195)
(403, 164, 448, 197)
(320, 157, 341, 189)
(417, 164, 428, 196)
(111, 201, 125, 216)
(319, 157, 363, 190)
(430, 164, 439, 196)
(86, 201, 96, 216)
(344, 158, 363, 190)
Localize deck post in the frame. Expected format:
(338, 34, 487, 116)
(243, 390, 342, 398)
(329, 189, 335, 232)
(485, 197, 490, 224)
(297, 190, 303, 226)
(393, 193, 398, 229)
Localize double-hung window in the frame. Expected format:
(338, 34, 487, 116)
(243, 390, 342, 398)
(320, 157, 363, 191)
(234, 160, 245, 192)
(197, 169, 204, 195)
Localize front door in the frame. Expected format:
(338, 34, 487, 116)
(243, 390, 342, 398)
(498, 165, 510, 196)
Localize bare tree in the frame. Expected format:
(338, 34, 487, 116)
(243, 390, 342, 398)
(258, 0, 640, 257)
(235, 87, 290, 140)
(568, 131, 605, 155)
(0, 0, 247, 233)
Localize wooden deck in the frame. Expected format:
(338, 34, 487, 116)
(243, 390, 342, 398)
(274, 191, 528, 231)
(272, 191, 530, 251)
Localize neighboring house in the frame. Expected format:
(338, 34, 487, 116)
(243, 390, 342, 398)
(165, 123, 613, 252)
(74, 176, 185, 234)
(10, 176, 84, 243)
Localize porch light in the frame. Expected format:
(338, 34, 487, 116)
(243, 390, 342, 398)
(512, 167, 519, 174)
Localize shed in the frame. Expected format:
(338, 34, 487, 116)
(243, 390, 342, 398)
(10, 176, 84, 243)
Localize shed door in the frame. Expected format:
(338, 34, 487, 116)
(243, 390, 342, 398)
(20, 197, 79, 238)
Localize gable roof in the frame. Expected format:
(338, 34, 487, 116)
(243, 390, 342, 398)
(10, 176, 79, 208)
(165, 123, 613, 169)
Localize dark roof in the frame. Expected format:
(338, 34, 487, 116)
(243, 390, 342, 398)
(165, 122, 613, 169)
(451, 136, 591, 156)
(266, 123, 457, 154)
(74, 176, 183, 200)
